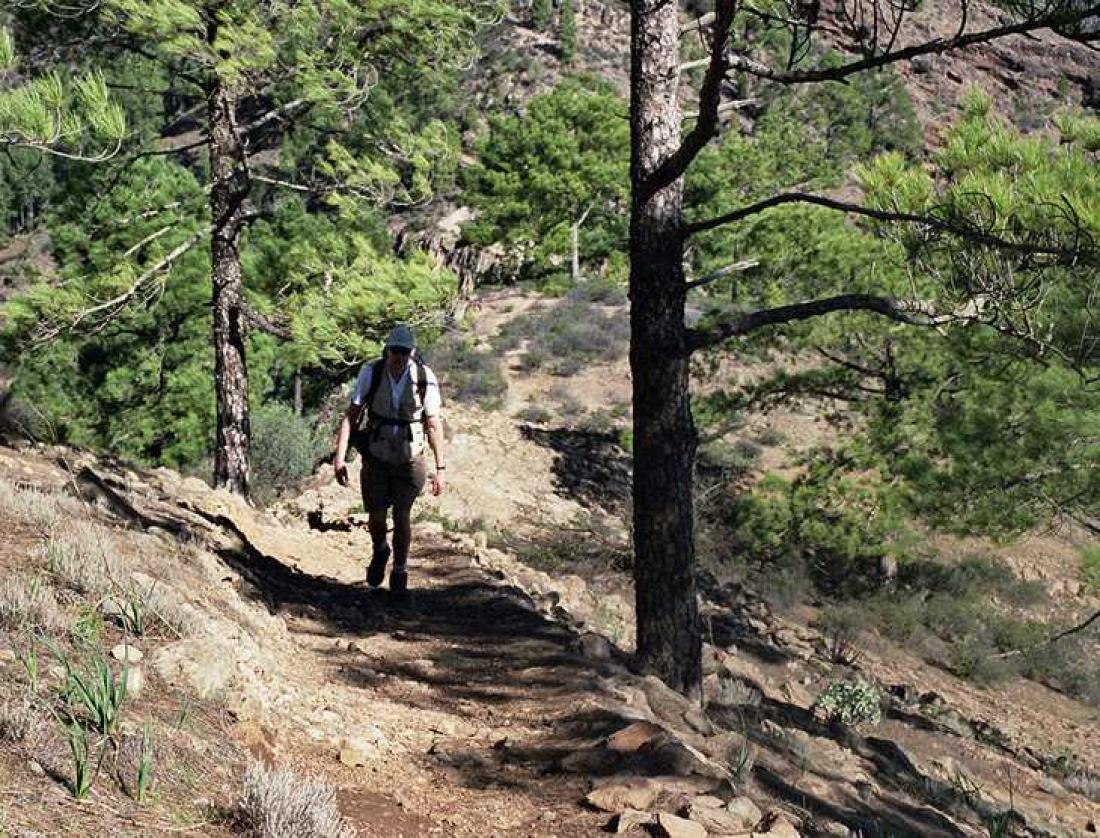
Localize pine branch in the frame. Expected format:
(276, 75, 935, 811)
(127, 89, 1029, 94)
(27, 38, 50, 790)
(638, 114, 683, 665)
(31, 230, 206, 345)
(686, 293, 984, 351)
(684, 191, 1096, 265)
(992, 610, 1100, 660)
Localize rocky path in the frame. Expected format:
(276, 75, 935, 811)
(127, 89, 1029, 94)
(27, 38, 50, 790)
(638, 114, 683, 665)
(242, 529, 626, 837)
(3, 430, 1098, 837)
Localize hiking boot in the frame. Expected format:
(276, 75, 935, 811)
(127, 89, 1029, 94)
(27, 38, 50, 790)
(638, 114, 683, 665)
(366, 543, 391, 587)
(389, 567, 408, 598)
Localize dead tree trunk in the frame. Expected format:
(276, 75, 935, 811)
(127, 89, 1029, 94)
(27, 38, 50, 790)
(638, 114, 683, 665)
(206, 50, 251, 495)
(629, 0, 701, 698)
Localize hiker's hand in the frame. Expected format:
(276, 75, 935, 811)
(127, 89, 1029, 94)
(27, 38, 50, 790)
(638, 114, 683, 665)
(335, 461, 349, 487)
(431, 470, 445, 496)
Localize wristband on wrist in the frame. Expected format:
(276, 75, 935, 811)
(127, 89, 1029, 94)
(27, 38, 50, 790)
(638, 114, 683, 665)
(436, 465, 446, 470)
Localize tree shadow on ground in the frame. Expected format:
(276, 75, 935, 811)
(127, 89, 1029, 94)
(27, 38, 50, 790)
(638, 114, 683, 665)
(70, 456, 1028, 836)
(518, 424, 631, 515)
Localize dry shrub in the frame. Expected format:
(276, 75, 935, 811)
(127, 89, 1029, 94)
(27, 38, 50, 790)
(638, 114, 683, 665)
(0, 481, 66, 530)
(239, 763, 356, 838)
(1065, 772, 1100, 802)
(0, 696, 37, 742)
(0, 576, 66, 633)
(44, 523, 117, 596)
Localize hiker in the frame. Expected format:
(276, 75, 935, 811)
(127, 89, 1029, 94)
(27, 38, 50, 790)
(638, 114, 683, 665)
(333, 324, 446, 596)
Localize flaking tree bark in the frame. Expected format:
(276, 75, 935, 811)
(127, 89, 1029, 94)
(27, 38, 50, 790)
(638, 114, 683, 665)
(206, 16, 251, 496)
(629, 0, 701, 697)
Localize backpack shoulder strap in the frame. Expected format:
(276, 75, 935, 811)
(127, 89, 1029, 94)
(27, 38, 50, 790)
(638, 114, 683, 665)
(415, 359, 428, 406)
(364, 358, 385, 409)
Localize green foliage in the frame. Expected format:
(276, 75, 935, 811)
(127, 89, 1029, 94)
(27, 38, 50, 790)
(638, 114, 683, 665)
(531, 0, 553, 28)
(812, 678, 882, 727)
(136, 722, 155, 803)
(1054, 108, 1100, 152)
(3, 157, 218, 465)
(560, 0, 577, 64)
(60, 650, 128, 735)
(696, 91, 1099, 541)
(426, 333, 508, 408)
(2, 0, 499, 484)
(117, 583, 149, 637)
(1080, 546, 1100, 594)
(64, 718, 98, 799)
(244, 198, 456, 371)
(465, 78, 629, 279)
(493, 281, 630, 375)
(250, 401, 326, 504)
(0, 28, 126, 156)
(17, 637, 40, 693)
(726, 457, 916, 596)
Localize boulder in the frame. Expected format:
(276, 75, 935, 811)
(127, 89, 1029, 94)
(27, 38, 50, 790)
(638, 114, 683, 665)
(586, 778, 660, 812)
(124, 666, 145, 697)
(339, 735, 382, 767)
(726, 796, 763, 829)
(609, 809, 655, 833)
(635, 732, 730, 780)
(608, 721, 664, 754)
(111, 643, 144, 664)
(655, 812, 707, 838)
(686, 800, 755, 834)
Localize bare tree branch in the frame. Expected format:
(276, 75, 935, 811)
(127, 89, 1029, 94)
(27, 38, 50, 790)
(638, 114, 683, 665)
(31, 229, 206, 345)
(681, 12, 717, 35)
(0, 136, 122, 163)
(725, 3, 1100, 85)
(992, 609, 1100, 660)
(683, 98, 758, 120)
(685, 259, 759, 289)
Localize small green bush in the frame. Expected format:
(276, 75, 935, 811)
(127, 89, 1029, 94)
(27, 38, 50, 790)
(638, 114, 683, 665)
(251, 402, 326, 504)
(817, 604, 868, 664)
(515, 404, 553, 424)
(947, 636, 1014, 685)
(428, 333, 508, 408)
(56, 648, 127, 735)
(813, 678, 882, 727)
(1081, 546, 1100, 594)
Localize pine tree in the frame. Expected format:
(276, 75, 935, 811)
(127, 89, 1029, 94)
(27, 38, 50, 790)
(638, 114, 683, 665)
(560, 0, 578, 64)
(627, 0, 1100, 695)
(6, 1, 498, 495)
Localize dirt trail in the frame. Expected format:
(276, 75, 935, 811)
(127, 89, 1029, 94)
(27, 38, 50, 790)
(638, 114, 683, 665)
(222, 513, 624, 837)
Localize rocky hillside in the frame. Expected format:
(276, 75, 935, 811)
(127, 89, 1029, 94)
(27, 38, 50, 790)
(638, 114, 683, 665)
(2, 287, 1097, 837)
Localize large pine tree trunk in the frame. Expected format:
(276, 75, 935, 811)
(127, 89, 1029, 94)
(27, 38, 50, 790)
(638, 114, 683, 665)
(629, 0, 701, 697)
(207, 71, 251, 495)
